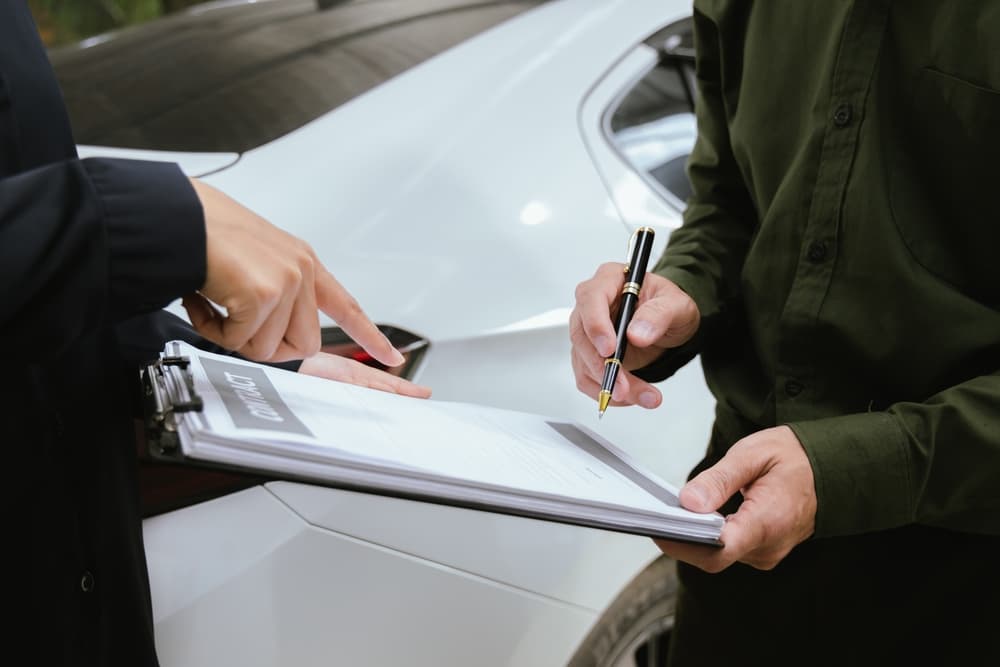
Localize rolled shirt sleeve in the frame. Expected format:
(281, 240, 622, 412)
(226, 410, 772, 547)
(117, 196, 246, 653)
(635, 6, 757, 384)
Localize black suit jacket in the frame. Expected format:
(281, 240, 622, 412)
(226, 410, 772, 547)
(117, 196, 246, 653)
(0, 4, 206, 665)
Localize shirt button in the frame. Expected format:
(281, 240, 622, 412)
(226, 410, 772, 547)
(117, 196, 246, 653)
(80, 570, 96, 593)
(807, 241, 828, 263)
(833, 103, 853, 127)
(784, 380, 804, 397)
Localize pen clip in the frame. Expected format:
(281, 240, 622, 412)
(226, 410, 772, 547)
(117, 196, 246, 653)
(623, 227, 641, 273)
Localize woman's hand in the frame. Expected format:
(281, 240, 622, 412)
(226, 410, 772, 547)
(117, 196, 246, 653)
(298, 352, 432, 399)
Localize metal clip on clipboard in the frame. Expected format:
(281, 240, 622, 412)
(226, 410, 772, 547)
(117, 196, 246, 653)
(142, 355, 204, 457)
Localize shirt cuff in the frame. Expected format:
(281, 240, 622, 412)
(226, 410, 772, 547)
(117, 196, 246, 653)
(631, 265, 717, 382)
(631, 333, 701, 383)
(787, 411, 913, 538)
(83, 157, 205, 320)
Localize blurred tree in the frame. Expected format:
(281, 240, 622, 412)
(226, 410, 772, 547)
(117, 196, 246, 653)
(29, 0, 211, 46)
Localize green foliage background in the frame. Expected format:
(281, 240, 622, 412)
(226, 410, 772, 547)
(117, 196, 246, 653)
(30, 0, 212, 46)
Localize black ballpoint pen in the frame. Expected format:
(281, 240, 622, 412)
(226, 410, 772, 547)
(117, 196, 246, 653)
(598, 226, 656, 418)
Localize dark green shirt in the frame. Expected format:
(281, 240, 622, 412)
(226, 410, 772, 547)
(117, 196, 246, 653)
(649, 0, 1000, 539)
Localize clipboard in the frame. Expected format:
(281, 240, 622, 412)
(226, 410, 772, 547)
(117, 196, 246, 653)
(140, 341, 724, 545)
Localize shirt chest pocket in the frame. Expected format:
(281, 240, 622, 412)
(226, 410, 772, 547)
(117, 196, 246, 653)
(887, 67, 1000, 308)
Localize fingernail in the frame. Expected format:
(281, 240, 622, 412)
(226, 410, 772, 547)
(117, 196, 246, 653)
(390, 348, 405, 366)
(628, 320, 654, 342)
(639, 391, 659, 408)
(595, 335, 613, 356)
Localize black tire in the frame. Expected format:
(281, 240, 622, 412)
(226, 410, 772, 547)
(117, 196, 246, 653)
(566, 555, 678, 667)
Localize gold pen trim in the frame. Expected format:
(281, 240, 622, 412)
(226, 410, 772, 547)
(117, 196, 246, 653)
(622, 282, 641, 296)
(598, 390, 611, 416)
(604, 358, 621, 367)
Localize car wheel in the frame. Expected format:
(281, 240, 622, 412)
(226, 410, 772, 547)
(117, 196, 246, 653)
(567, 555, 678, 667)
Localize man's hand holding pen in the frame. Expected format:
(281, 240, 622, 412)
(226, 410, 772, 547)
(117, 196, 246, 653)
(572, 241, 818, 573)
(569, 264, 700, 411)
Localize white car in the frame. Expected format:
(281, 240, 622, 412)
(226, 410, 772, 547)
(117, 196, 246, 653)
(51, 0, 712, 664)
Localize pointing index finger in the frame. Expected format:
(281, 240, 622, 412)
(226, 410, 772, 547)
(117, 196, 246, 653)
(315, 265, 404, 367)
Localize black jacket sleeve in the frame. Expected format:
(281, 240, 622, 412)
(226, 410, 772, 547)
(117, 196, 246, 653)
(0, 156, 205, 359)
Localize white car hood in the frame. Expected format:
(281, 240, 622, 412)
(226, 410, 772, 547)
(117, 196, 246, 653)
(199, 0, 692, 343)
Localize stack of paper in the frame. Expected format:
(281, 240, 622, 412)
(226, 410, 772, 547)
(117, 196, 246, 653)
(145, 341, 724, 544)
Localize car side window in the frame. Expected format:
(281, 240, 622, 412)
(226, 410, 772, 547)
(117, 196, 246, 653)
(607, 19, 697, 204)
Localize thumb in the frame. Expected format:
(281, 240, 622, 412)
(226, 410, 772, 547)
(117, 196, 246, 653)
(679, 446, 763, 513)
(626, 288, 698, 349)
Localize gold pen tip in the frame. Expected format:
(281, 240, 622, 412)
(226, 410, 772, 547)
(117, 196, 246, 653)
(597, 391, 611, 418)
